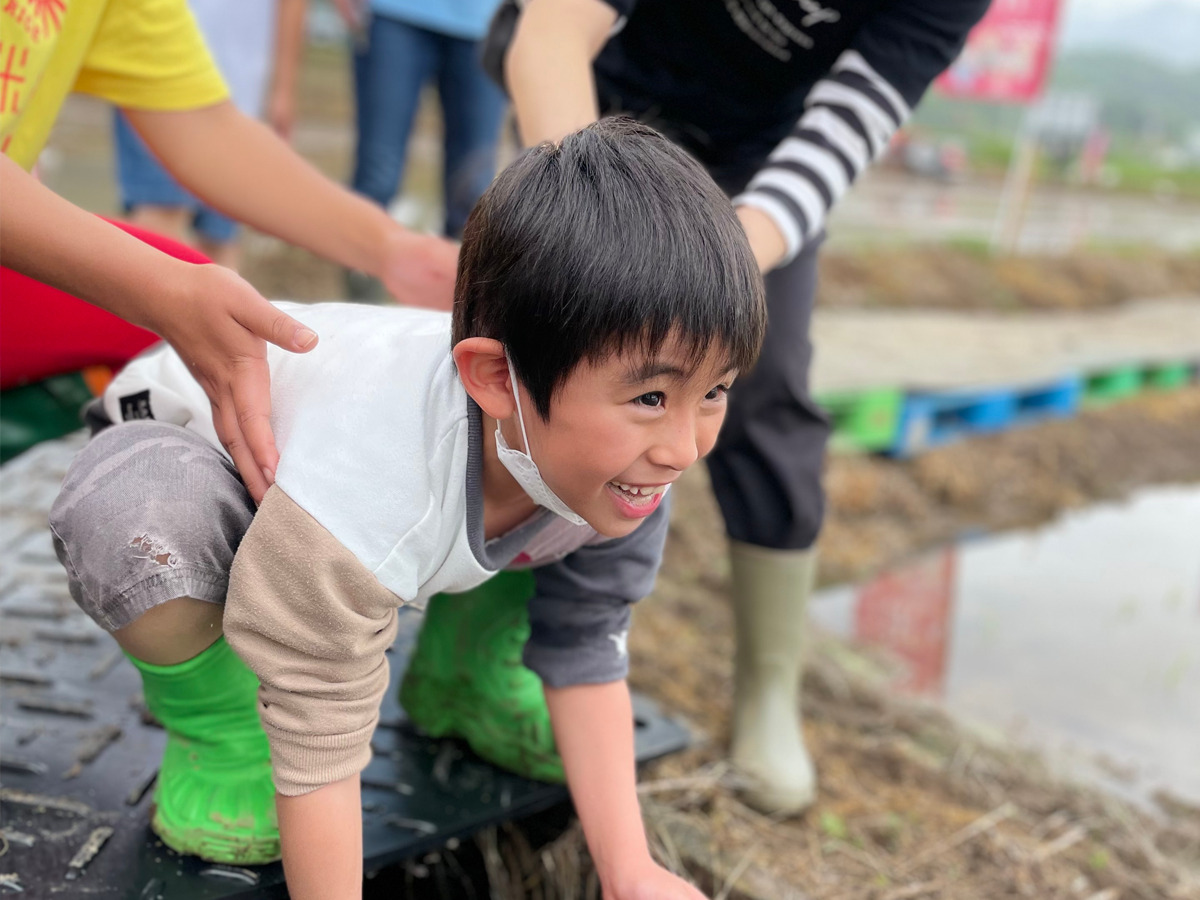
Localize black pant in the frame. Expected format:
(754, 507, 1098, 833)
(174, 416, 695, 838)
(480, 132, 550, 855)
(706, 230, 829, 551)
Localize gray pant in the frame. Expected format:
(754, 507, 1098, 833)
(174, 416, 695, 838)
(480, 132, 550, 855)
(49, 420, 255, 632)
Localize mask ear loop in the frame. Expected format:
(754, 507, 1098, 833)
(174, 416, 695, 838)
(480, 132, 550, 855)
(505, 354, 534, 456)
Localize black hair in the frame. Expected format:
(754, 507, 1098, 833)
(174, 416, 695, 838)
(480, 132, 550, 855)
(453, 117, 766, 418)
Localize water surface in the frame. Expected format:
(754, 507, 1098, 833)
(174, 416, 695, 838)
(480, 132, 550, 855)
(811, 486, 1200, 807)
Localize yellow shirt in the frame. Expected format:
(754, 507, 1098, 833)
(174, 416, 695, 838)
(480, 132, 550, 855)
(1, 0, 228, 170)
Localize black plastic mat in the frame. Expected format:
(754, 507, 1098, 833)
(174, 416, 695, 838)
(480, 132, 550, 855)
(1, 519, 689, 899)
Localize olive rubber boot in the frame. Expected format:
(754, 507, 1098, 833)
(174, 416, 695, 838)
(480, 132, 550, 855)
(728, 541, 818, 815)
(128, 636, 280, 863)
(399, 571, 565, 782)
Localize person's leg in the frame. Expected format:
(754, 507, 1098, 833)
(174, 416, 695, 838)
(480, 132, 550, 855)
(350, 14, 436, 208)
(193, 208, 242, 271)
(112, 109, 195, 243)
(436, 33, 508, 238)
(50, 420, 278, 862)
(347, 14, 437, 299)
(704, 234, 830, 815)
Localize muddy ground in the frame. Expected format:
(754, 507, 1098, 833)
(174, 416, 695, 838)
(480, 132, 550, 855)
(817, 247, 1200, 313)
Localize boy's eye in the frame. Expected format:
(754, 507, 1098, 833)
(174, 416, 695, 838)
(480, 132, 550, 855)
(635, 392, 665, 408)
(705, 384, 730, 401)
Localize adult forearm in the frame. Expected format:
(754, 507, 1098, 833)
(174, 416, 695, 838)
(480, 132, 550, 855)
(545, 682, 651, 888)
(277, 775, 363, 899)
(736, 205, 788, 274)
(125, 102, 391, 277)
(1, 154, 189, 331)
(506, 0, 614, 146)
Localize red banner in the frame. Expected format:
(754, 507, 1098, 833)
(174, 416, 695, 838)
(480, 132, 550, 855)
(936, 0, 1063, 103)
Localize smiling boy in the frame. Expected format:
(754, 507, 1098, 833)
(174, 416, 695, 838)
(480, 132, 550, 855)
(49, 119, 765, 899)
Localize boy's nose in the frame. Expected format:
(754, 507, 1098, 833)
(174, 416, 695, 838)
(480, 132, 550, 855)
(649, 416, 700, 471)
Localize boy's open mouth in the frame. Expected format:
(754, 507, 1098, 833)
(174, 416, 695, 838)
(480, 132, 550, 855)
(606, 481, 669, 509)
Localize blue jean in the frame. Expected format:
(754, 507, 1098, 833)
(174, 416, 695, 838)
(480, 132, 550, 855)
(112, 112, 238, 245)
(352, 14, 507, 238)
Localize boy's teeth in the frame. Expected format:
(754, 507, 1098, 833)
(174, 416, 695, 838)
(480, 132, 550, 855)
(612, 482, 663, 496)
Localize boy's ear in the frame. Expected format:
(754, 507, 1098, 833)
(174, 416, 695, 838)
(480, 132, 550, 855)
(453, 338, 516, 419)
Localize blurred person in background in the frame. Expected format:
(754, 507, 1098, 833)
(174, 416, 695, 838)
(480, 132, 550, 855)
(333, 0, 506, 299)
(486, 0, 992, 816)
(111, 0, 306, 270)
(1, 0, 458, 507)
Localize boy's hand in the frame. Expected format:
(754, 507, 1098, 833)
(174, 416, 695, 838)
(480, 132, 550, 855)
(378, 226, 459, 312)
(607, 858, 709, 900)
(157, 264, 318, 503)
(545, 682, 713, 900)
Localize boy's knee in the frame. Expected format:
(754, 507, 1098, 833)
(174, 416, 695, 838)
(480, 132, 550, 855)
(49, 421, 253, 631)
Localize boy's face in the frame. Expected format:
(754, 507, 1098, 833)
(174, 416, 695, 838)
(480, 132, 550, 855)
(509, 337, 736, 539)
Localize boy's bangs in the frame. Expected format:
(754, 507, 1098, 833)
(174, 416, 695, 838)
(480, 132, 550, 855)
(591, 266, 760, 381)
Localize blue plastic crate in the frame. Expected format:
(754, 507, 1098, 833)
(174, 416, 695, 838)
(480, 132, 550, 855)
(1011, 375, 1082, 424)
(889, 375, 1081, 457)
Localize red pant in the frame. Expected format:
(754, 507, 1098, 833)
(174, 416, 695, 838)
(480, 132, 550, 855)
(0, 219, 209, 390)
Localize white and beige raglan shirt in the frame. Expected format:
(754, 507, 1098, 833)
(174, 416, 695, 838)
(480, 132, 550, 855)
(102, 303, 669, 795)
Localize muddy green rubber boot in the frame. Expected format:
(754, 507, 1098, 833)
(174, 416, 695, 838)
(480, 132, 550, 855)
(129, 636, 280, 864)
(399, 571, 565, 783)
(729, 542, 819, 816)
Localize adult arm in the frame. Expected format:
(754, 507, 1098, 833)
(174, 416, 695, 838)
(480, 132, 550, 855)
(733, 0, 992, 271)
(504, 0, 617, 146)
(123, 100, 457, 310)
(265, 0, 307, 140)
(0, 154, 315, 502)
(502, 0, 788, 273)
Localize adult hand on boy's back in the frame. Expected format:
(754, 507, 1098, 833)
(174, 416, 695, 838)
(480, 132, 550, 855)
(159, 264, 318, 504)
(379, 226, 459, 312)
(608, 858, 709, 900)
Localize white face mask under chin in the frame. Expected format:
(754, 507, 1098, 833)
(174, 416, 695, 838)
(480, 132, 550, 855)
(494, 356, 589, 527)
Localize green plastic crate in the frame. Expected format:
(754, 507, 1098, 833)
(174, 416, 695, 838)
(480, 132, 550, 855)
(1083, 365, 1143, 405)
(1144, 361, 1193, 391)
(818, 387, 904, 453)
(0, 372, 93, 463)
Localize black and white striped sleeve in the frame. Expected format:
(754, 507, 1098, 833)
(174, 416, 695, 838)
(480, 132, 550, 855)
(735, 50, 909, 261)
(734, 0, 991, 265)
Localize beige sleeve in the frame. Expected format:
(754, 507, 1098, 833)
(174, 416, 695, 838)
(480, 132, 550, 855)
(224, 487, 401, 796)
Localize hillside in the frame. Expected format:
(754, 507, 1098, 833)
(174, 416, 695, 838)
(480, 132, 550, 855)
(911, 50, 1200, 146)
